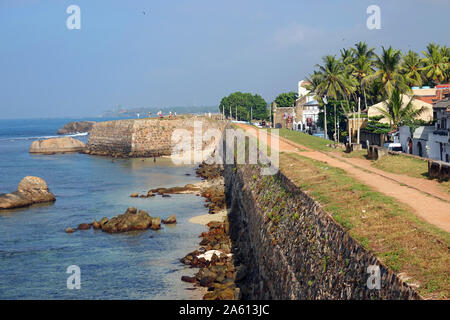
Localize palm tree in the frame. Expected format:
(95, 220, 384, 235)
(376, 88, 426, 130)
(442, 45, 450, 83)
(352, 55, 374, 109)
(315, 56, 356, 100)
(422, 43, 448, 85)
(340, 48, 354, 73)
(340, 48, 354, 63)
(400, 50, 424, 87)
(352, 41, 376, 60)
(370, 46, 410, 98)
(315, 55, 356, 140)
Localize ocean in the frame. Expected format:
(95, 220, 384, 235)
(0, 118, 207, 299)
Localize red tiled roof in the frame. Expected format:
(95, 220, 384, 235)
(416, 96, 435, 104)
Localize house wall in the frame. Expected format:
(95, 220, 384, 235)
(399, 126, 411, 153)
(368, 97, 433, 124)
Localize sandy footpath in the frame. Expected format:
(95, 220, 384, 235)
(237, 123, 450, 233)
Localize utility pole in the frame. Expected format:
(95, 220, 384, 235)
(250, 106, 253, 124)
(334, 103, 337, 146)
(357, 97, 361, 145)
(323, 97, 328, 140)
(230, 106, 232, 120)
(236, 106, 238, 121)
(270, 103, 273, 128)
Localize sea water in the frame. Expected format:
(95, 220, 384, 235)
(0, 118, 206, 299)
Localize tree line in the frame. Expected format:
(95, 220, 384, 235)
(217, 42, 449, 133)
(305, 42, 449, 139)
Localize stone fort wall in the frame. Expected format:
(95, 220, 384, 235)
(86, 117, 224, 157)
(224, 159, 421, 300)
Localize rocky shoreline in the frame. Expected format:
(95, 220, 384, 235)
(180, 219, 242, 300)
(129, 163, 226, 215)
(64, 157, 237, 299)
(174, 163, 241, 300)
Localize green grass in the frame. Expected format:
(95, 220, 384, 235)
(280, 152, 450, 299)
(272, 128, 450, 194)
(372, 154, 429, 179)
(339, 149, 367, 159)
(268, 129, 332, 151)
(371, 154, 450, 194)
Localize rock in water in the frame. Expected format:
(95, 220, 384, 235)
(17, 176, 56, 203)
(92, 219, 101, 229)
(130, 192, 139, 198)
(0, 176, 56, 210)
(66, 227, 75, 233)
(162, 214, 176, 224)
(57, 121, 95, 135)
(0, 192, 32, 209)
(181, 276, 197, 283)
(101, 207, 153, 233)
(29, 137, 86, 154)
(99, 217, 109, 228)
(77, 223, 91, 230)
(150, 217, 161, 230)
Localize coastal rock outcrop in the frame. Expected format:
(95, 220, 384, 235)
(57, 121, 95, 135)
(77, 223, 91, 230)
(68, 208, 164, 234)
(162, 214, 176, 224)
(142, 163, 226, 215)
(101, 207, 154, 233)
(150, 216, 161, 230)
(29, 137, 86, 154)
(0, 176, 56, 210)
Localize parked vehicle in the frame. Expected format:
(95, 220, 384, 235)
(383, 142, 403, 152)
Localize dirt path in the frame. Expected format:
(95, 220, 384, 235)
(328, 152, 450, 203)
(237, 124, 450, 233)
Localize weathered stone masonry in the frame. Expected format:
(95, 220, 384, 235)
(224, 162, 421, 300)
(86, 117, 223, 157)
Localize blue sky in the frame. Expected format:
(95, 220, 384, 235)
(0, 0, 449, 119)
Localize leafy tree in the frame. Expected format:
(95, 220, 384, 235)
(219, 92, 268, 121)
(317, 99, 348, 142)
(364, 117, 391, 134)
(274, 92, 298, 108)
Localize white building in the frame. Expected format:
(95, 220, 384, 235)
(429, 98, 450, 162)
(294, 80, 321, 133)
(398, 97, 450, 162)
